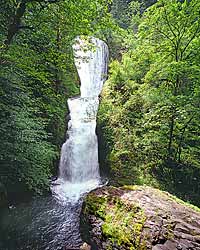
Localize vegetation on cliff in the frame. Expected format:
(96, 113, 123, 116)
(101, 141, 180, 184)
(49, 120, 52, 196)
(0, 0, 112, 197)
(98, 0, 200, 206)
(0, 0, 199, 215)
(0, 0, 200, 249)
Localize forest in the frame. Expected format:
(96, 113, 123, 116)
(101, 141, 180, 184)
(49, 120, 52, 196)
(0, 0, 112, 198)
(1, 0, 199, 205)
(98, 0, 200, 206)
(0, 0, 200, 249)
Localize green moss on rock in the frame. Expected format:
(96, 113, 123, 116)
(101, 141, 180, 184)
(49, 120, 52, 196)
(82, 185, 200, 250)
(83, 187, 147, 249)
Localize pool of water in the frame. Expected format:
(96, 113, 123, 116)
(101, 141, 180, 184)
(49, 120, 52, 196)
(0, 196, 83, 250)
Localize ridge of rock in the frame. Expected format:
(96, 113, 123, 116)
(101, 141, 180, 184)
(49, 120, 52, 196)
(81, 186, 200, 250)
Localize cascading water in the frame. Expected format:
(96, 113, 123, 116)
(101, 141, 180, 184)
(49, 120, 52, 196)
(0, 37, 108, 250)
(52, 37, 109, 201)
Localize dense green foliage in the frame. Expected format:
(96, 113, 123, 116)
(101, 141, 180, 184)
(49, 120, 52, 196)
(0, 0, 199, 208)
(99, 0, 200, 206)
(0, 0, 112, 196)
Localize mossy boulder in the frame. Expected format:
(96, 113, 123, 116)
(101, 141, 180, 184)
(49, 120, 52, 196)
(81, 185, 200, 250)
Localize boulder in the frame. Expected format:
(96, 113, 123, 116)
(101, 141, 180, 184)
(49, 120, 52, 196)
(81, 185, 200, 250)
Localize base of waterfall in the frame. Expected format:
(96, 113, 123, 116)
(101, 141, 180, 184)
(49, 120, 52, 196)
(0, 195, 83, 250)
(51, 178, 101, 202)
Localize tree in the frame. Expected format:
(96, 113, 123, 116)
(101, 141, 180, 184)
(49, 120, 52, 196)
(140, 0, 200, 161)
(0, 0, 112, 196)
(98, 0, 200, 205)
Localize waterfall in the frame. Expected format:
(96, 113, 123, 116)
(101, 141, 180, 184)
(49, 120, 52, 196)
(52, 37, 109, 201)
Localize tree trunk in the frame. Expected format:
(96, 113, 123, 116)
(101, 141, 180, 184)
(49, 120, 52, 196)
(167, 108, 175, 160)
(5, 1, 27, 45)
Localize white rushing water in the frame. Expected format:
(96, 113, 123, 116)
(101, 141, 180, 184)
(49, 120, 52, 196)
(52, 37, 108, 201)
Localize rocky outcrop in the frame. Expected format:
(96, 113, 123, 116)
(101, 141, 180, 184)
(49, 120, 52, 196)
(81, 186, 200, 250)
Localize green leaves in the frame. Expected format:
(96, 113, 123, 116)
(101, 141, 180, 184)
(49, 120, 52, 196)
(140, 0, 200, 62)
(0, 0, 113, 196)
(98, 0, 200, 205)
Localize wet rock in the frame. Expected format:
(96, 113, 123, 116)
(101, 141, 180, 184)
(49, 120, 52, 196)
(152, 245, 168, 250)
(80, 242, 91, 250)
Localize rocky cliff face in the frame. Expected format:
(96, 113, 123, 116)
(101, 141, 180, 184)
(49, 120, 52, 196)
(81, 186, 200, 250)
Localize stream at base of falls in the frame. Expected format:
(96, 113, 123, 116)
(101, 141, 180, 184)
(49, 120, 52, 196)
(0, 195, 84, 250)
(0, 178, 107, 250)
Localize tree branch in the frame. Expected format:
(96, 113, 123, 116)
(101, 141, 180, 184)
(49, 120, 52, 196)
(4, 1, 26, 45)
(18, 25, 34, 30)
(4, 0, 60, 46)
(176, 116, 194, 162)
(181, 22, 200, 59)
(155, 26, 177, 49)
(163, 7, 177, 40)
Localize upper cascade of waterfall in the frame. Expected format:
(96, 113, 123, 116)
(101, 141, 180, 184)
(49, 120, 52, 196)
(73, 37, 108, 98)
